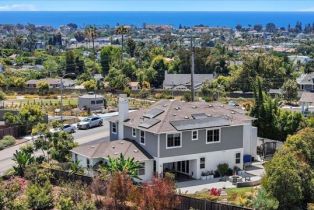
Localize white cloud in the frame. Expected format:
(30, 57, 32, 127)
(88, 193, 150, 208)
(0, 4, 37, 11)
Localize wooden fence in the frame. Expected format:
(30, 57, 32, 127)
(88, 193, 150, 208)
(0, 125, 23, 139)
(175, 195, 252, 210)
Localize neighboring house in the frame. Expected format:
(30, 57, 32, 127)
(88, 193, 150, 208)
(26, 78, 75, 89)
(78, 94, 104, 111)
(299, 91, 314, 114)
(72, 95, 257, 182)
(163, 71, 213, 91)
(297, 73, 314, 91)
(288, 55, 312, 65)
(128, 82, 140, 91)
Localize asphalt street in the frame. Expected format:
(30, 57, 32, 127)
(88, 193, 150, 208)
(0, 121, 110, 175)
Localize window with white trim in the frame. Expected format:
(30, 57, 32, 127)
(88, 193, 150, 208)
(206, 129, 220, 143)
(192, 130, 198, 140)
(140, 130, 145, 144)
(200, 157, 205, 169)
(112, 122, 117, 134)
(167, 133, 181, 148)
(235, 152, 241, 164)
(138, 162, 145, 175)
(132, 128, 136, 137)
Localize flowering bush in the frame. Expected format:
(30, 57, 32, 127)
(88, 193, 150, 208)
(209, 188, 221, 196)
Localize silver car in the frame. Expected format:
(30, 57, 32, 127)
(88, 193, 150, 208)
(50, 124, 76, 133)
(77, 116, 103, 129)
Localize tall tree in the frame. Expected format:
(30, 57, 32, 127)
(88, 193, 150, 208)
(115, 26, 129, 52)
(84, 25, 98, 54)
(150, 55, 168, 88)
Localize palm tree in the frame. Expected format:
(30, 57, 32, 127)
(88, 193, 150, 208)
(84, 25, 98, 54)
(115, 26, 129, 52)
(99, 154, 141, 179)
(12, 150, 34, 177)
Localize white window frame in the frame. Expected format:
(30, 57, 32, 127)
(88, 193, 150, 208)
(192, 130, 198, 140)
(137, 162, 145, 176)
(206, 128, 221, 144)
(166, 133, 182, 149)
(235, 152, 241, 164)
(140, 130, 145, 145)
(132, 128, 136, 137)
(112, 122, 117, 134)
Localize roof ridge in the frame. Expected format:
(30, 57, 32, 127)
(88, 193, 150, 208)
(91, 142, 106, 157)
(123, 140, 133, 156)
(156, 100, 175, 133)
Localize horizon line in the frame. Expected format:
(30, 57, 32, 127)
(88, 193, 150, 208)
(2, 10, 314, 12)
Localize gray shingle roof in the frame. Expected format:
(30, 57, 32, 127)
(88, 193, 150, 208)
(71, 139, 152, 161)
(163, 71, 213, 88)
(299, 91, 314, 103)
(110, 100, 253, 133)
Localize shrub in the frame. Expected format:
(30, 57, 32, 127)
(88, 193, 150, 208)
(183, 92, 192, 102)
(138, 88, 150, 99)
(77, 200, 97, 210)
(217, 163, 229, 177)
(0, 135, 16, 148)
(26, 182, 54, 210)
(56, 195, 75, 210)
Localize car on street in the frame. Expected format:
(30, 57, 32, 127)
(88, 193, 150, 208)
(50, 124, 77, 133)
(77, 116, 103, 129)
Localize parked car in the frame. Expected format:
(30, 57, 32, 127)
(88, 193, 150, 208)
(77, 116, 103, 129)
(50, 124, 77, 133)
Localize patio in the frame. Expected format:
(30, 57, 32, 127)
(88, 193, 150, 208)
(176, 162, 265, 194)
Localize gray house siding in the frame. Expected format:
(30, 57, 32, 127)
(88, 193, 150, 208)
(109, 122, 119, 141)
(159, 125, 243, 158)
(124, 126, 158, 157)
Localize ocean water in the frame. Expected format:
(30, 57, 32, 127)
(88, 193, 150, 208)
(0, 11, 314, 28)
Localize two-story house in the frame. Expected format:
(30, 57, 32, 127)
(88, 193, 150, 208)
(71, 95, 257, 182)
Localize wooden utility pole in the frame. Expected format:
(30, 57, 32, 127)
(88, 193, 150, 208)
(190, 36, 195, 102)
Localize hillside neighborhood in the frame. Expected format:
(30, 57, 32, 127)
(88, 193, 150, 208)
(0, 7, 313, 210)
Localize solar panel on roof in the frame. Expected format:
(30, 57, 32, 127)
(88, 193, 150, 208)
(143, 108, 164, 119)
(170, 117, 230, 131)
(191, 113, 209, 119)
(139, 118, 161, 129)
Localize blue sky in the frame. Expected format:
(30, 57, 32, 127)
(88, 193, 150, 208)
(1, 0, 314, 11)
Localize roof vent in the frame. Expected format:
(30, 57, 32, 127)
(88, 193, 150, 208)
(192, 105, 197, 109)
(231, 111, 235, 114)
(220, 104, 224, 107)
(133, 149, 138, 153)
(208, 104, 213, 108)
(184, 116, 189, 119)
(90, 146, 95, 148)
(163, 104, 168, 107)
(114, 152, 118, 155)
(112, 146, 115, 149)
(173, 114, 176, 116)
(120, 141, 124, 144)
(208, 114, 212, 117)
